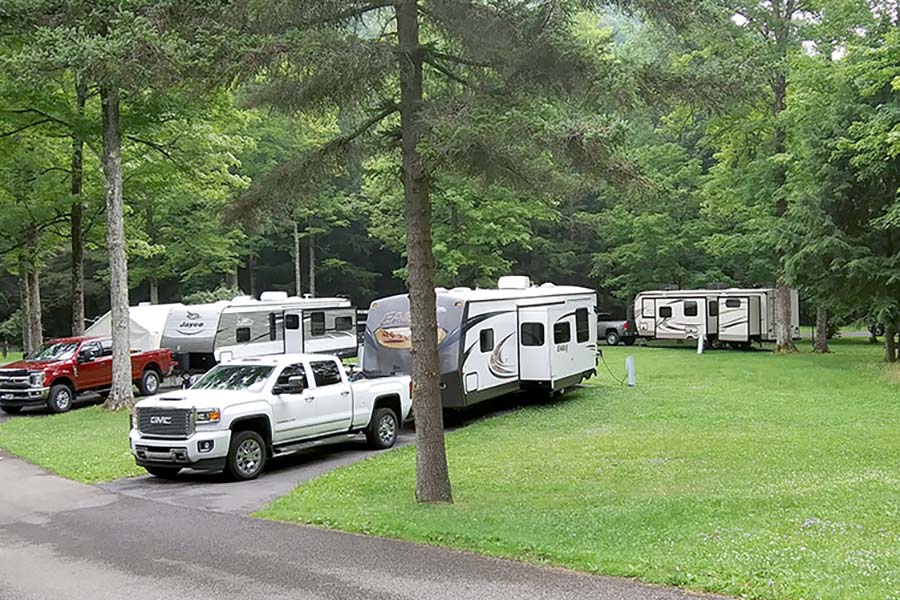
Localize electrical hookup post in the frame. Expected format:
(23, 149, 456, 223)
(697, 335, 705, 355)
(626, 355, 636, 387)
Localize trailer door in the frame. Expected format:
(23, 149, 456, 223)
(283, 309, 304, 353)
(718, 296, 750, 342)
(549, 305, 578, 389)
(518, 306, 551, 382)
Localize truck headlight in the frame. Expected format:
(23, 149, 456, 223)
(196, 409, 221, 424)
(30, 372, 44, 388)
(131, 410, 138, 430)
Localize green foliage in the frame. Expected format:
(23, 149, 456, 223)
(181, 286, 243, 305)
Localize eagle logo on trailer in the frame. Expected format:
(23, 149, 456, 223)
(488, 333, 517, 379)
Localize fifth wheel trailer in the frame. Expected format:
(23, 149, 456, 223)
(633, 288, 800, 346)
(362, 277, 598, 408)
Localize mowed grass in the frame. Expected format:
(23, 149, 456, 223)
(259, 339, 900, 600)
(1, 352, 23, 364)
(0, 406, 142, 483)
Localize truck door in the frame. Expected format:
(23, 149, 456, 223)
(283, 310, 303, 353)
(518, 306, 551, 383)
(77, 340, 109, 390)
(308, 358, 353, 434)
(270, 362, 318, 442)
(718, 296, 750, 342)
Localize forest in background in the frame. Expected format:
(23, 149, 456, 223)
(1, 0, 898, 345)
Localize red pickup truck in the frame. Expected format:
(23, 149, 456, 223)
(0, 336, 174, 414)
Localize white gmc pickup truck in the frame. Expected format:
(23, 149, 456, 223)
(130, 353, 412, 480)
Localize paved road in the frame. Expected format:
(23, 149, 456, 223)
(0, 452, 725, 600)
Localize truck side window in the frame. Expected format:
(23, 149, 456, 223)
(480, 329, 494, 352)
(276, 364, 307, 388)
(521, 323, 544, 346)
(310, 360, 342, 386)
(684, 301, 698, 317)
(554, 322, 571, 344)
(335, 316, 353, 331)
(575, 308, 590, 342)
(236, 327, 251, 343)
(659, 306, 673, 318)
(100, 341, 113, 357)
(709, 301, 719, 317)
(284, 314, 301, 330)
(725, 298, 741, 308)
(310, 312, 326, 336)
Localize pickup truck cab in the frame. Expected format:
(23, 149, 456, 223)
(0, 337, 174, 414)
(130, 353, 412, 481)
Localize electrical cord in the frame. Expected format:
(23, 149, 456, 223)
(598, 350, 628, 387)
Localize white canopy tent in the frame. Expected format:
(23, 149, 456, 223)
(85, 303, 184, 351)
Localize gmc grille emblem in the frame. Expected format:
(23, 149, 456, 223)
(150, 416, 173, 425)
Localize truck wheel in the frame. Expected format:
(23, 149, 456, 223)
(137, 369, 161, 397)
(0, 405, 22, 414)
(605, 331, 621, 346)
(366, 408, 398, 450)
(47, 384, 74, 413)
(225, 430, 267, 481)
(145, 466, 181, 480)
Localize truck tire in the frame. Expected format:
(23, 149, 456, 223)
(145, 466, 181, 480)
(605, 331, 621, 346)
(47, 384, 75, 413)
(225, 430, 267, 481)
(137, 369, 161, 397)
(366, 407, 399, 450)
(0, 405, 22, 414)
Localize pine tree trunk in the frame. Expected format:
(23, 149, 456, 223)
(293, 221, 302, 296)
(248, 255, 258, 298)
(774, 278, 798, 353)
(27, 269, 42, 349)
(226, 267, 238, 291)
(18, 267, 32, 356)
(885, 324, 897, 363)
(101, 83, 133, 410)
(70, 80, 87, 337)
(308, 218, 316, 297)
(813, 305, 829, 354)
(397, 0, 453, 504)
(149, 277, 159, 305)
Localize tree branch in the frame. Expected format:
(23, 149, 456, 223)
(423, 56, 471, 87)
(323, 102, 399, 151)
(125, 135, 178, 163)
(0, 119, 53, 138)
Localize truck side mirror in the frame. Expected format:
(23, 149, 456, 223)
(274, 376, 306, 395)
(77, 349, 96, 363)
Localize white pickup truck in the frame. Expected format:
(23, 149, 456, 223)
(129, 353, 412, 480)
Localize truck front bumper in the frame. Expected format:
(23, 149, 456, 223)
(129, 428, 231, 472)
(0, 387, 49, 408)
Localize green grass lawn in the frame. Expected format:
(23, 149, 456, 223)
(1, 352, 23, 364)
(259, 339, 900, 600)
(0, 406, 142, 483)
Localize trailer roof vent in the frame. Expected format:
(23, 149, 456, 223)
(450, 287, 472, 293)
(498, 276, 531, 290)
(230, 295, 256, 304)
(260, 291, 289, 303)
(540, 282, 556, 288)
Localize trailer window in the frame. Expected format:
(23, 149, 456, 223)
(659, 306, 672, 318)
(310, 312, 326, 336)
(480, 329, 494, 352)
(285, 314, 301, 330)
(709, 301, 719, 317)
(335, 316, 353, 331)
(521, 322, 545, 346)
(575, 308, 590, 342)
(684, 301, 698, 317)
(310, 360, 342, 387)
(236, 327, 251, 343)
(554, 322, 571, 344)
(725, 298, 741, 308)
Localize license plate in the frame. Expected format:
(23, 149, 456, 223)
(1, 394, 13, 400)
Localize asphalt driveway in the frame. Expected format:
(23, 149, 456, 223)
(0, 452, 726, 600)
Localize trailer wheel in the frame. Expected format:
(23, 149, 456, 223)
(605, 331, 621, 346)
(366, 408, 399, 450)
(623, 337, 635, 346)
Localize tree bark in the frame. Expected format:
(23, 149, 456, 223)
(27, 269, 42, 350)
(149, 276, 159, 305)
(293, 221, 303, 296)
(70, 80, 87, 337)
(397, 0, 453, 504)
(774, 278, 798, 353)
(226, 267, 238, 291)
(813, 305, 829, 354)
(308, 217, 316, 297)
(100, 83, 133, 410)
(885, 324, 897, 363)
(18, 265, 32, 356)
(248, 255, 258, 298)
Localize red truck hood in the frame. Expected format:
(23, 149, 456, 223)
(0, 359, 63, 371)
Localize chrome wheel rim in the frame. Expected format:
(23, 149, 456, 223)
(145, 374, 159, 394)
(378, 414, 396, 445)
(607, 334, 617, 345)
(235, 438, 263, 476)
(56, 389, 71, 410)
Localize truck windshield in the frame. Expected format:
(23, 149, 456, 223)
(192, 365, 274, 392)
(28, 342, 79, 362)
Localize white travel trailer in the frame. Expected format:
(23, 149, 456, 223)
(89, 292, 358, 373)
(633, 287, 800, 347)
(362, 277, 598, 408)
